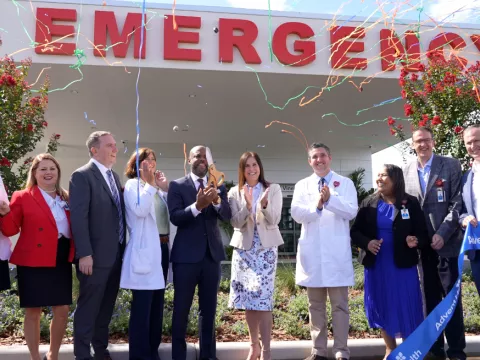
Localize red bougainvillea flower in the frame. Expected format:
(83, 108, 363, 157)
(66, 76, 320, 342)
(387, 116, 396, 126)
(399, 78, 406, 87)
(0, 157, 11, 167)
(418, 63, 426, 72)
(404, 104, 413, 116)
(42, 121, 48, 127)
(432, 115, 442, 125)
(398, 124, 404, 130)
(422, 114, 429, 122)
(410, 73, 418, 81)
(26, 124, 34, 132)
(425, 82, 433, 93)
(29, 96, 41, 106)
(454, 126, 463, 134)
(54, 134, 61, 139)
(456, 88, 462, 96)
(419, 119, 428, 127)
(390, 128, 396, 135)
(401, 89, 407, 99)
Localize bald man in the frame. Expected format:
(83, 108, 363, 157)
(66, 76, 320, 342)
(167, 146, 232, 360)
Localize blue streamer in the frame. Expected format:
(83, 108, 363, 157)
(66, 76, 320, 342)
(135, 0, 146, 204)
(388, 225, 480, 360)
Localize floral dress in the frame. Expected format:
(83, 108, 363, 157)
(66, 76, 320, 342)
(228, 183, 278, 311)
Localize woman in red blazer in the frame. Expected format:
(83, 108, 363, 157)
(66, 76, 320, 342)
(0, 153, 74, 360)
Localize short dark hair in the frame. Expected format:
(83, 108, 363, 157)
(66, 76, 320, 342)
(413, 126, 434, 139)
(383, 164, 406, 208)
(125, 147, 156, 179)
(308, 142, 331, 157)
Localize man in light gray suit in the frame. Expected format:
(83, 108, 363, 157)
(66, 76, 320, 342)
(459, 124, 480, 296)
(403, 127, 465, 360)
(70, 131, 126, 360)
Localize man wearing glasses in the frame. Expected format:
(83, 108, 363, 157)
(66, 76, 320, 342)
(403, 127, 465, 360)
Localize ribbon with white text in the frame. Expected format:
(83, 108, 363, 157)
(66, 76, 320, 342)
(387, 224, 480, 360)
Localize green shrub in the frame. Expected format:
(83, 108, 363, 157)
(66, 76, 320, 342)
(275, 263, 297, 296)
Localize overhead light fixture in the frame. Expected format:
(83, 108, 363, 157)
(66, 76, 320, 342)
(257, 145, 266, 148)
(189, 94, 196, 98)
(71, 90, 79, 94)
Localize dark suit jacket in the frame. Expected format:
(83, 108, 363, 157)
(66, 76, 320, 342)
(167, 175, 232, 263)
(351, 193, 429, 268)
(459, 169, 478, 260)
(69, 161, 126, 268)
(403, 155, 463, 258)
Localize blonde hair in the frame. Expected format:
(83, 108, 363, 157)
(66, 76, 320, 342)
(26, 153, 69, 201)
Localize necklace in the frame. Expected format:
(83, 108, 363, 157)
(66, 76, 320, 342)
(39, 186, 57, 194)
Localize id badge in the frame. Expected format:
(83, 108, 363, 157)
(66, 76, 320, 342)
(437, 188, 445, 203)
(401, 209, 410, 220)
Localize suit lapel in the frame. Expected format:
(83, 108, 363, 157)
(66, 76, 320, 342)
(31, 186, 56, 228)
(408, 161, 424, 203)
(425, 155, 443, 198)
(90, 162, 116, 205)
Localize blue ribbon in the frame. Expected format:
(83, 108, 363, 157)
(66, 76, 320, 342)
(388, 225, 480, 360)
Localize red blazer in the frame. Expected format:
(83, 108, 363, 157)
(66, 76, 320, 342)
(0, 186, 75, 267)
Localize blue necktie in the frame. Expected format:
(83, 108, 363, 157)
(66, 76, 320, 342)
(106, 170, 125, 244)
(318, 178, 326, 191)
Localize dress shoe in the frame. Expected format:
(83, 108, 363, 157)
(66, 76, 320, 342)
(424, 352, 447, 360)
(304, 355, 328, 360)
(337, 358, 348, 360)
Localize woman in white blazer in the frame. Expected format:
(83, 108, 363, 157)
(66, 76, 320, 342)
(227, 152, 283, 360)
(121, 148, 169, 360)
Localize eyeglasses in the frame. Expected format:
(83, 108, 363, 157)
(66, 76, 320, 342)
(413, 138, 433, 145)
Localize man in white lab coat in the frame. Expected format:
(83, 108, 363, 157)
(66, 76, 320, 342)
(291, 143, 358, 360)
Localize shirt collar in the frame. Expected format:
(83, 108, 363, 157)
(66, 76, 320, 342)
(473, 161, 480, 174)
(246, 182, 262, 190)
(190, 172, 207, 184)
(90, 158, 111, 175)
(417, 154, 434, 170)
(314, 171, 333, 184)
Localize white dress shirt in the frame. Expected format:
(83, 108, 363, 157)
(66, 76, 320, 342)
(472, 162, 480, 219)
(90, 158, 119, 195)
(189, 172, 220, 217)
(39, 188, 71, 239)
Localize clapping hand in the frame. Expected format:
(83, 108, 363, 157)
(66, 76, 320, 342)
(0, 201, 10, 216)
(406, 235, 418, 248)
(260, 187, 270, 209)
(367, 239, 383, 255)
(243, 185, 253, 211)
(155, 171, 169, 192)
(195, 184, 218, 211)
(140, 160, 155, 186)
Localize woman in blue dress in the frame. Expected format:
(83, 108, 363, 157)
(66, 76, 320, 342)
(351, 164, 429, 359)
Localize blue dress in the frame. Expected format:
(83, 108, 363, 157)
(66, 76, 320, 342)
(364, 200, 424, 338)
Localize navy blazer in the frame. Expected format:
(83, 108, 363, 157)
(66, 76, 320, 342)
(459, 169, 478, 260)
(167, 175, 232, 263)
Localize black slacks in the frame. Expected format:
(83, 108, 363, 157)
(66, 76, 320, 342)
(128, 242, 170, 360)
(74, 250, 122, 360)
(422, 247, 466, 360)
(171, 251, 221, 360)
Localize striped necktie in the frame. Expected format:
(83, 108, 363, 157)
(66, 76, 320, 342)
(106, 170, 125, 244)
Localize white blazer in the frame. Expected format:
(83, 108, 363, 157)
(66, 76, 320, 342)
(120, 179, 166, 290)
(291, 171, 358, 288)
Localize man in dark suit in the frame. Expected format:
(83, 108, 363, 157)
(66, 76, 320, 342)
(459, 124, 480, 296)
(167, 145, 232, 360)
(70, 131, 126, 360)
(403, 127, 465, 360)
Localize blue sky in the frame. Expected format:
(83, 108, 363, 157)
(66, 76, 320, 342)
(172, 0, 480, 24)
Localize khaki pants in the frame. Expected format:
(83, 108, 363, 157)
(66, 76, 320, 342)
(307, 287, 349, 359)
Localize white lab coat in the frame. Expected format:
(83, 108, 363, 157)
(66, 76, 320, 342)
(120, 179, 166, 290)
(291, 172, 358, 287)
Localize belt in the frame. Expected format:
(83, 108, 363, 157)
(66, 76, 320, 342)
(159, 234, 169, 244)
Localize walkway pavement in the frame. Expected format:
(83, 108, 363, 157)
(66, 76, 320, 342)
(1, 338, 480, 360)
